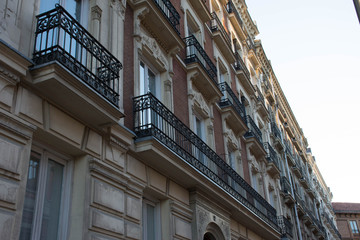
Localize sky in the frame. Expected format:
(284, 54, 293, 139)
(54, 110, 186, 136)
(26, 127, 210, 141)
(245, 0, 360, 203)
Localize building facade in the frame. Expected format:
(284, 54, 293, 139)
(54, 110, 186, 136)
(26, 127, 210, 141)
(0, 0, 341, 239)
(333, 203, 360, 240)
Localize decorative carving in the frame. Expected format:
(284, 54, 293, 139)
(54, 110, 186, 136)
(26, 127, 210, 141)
(192, 87, 210, 118)
(140, 33, 169, 70)
(91, 5, 102, 21)
(0, 66, 20, 84)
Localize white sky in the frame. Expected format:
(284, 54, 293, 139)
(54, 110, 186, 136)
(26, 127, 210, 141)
(245, 0, 360, 202)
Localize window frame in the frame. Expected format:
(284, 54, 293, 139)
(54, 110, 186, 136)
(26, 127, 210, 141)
(139, 60, 161, 98)
(350, 220, 360, 234)
(20, 145, 72, 240)
(142, 198, 161, 240)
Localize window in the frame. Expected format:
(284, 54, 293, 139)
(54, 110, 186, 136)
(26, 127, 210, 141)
(142, 199, 161, 240)
(140, 61, 160, 97)
(40, 0, 84, 22)
(350, 220, 360, 234)
(193, 115, 207, 166)
(252, 173, 258, 192)
(20, 149, 70, 240)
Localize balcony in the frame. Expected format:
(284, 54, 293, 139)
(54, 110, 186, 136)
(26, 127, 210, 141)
(184, 35, 222, 102)
(234, 52, 255, 96)
(299, 149, 307, 162)
(280, 176, 295, 205)
(299, 174, 310, 189)
(247, 38, 260, 67)
(189, 0, 211, 22)
(291, 155, 304, 178)
(307, 190, 316, 201)
(284, 122, 295, 138)
(262, 75, 275, 105)
(292, 136, 302, 151)
(255, 86, 268, 118)
(210, 12, 235, 63)
(264, 143, 281, 176)
(270, 122, 283, 151)
(285, 141, 296, 167)
(133, 0, 184, 52)
(30, 5, 124, 127)
(295, 192, 306, 217)
(218, 82, 248, 135)
(244, 115, 266, 158)
(133, 93, 280, 232)
(277, 216, 293, 239)
(225, 0, 246, 40)
(322, 213, 342, 239)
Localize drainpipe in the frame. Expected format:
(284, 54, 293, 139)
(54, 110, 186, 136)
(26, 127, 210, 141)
(283, 142, 303, 240)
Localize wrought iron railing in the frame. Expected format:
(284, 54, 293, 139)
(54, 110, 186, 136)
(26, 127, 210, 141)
(33, 5, 122, 106)
(264, 143, 280, 170)
(244, 116, 263, 145)
(184, 35, 217, 84)
(280, 176, 292, 195)
(234, 52, 251, 80)
(218, 82, 247, 123)
(210, 12, 231, 47)
(271, 122, 282, 140)
(323, 213, 342, 239)
(153, 0, 180, 35)
(285, 140, 293, 158)
(277, 215, 293, 238)
(304, 205, 325, 236)
(256, 86, 265, 104)
(225, 0, 244, 30)
(133, 93, 279, 230)
(247, 37, 256, 51)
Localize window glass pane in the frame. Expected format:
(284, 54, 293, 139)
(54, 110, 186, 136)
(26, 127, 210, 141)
(350, 220, 360, 233)
(40, 160, 64, 240)
(146, 204, 155, 240)
(40, 0, 59, 13)
(148, 69, 156, 95)
(66, 0, 82, 21)
(140, 62, 146, 95)
(19, 152, 41, 240)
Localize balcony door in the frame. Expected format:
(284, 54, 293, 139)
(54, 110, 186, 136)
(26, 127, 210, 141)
(40, 0, 83, 22)
(38, 0, 87, 63)
(139, 61, 161, 129)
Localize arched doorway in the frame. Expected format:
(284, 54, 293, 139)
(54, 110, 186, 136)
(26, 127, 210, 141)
(203, 222, 226, 240)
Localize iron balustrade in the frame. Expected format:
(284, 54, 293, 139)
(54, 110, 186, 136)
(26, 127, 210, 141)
(280, 176, 292, 195)
(264, 143, 280, 170)
(262, 74, 270, 91)
(323, 213, 342, 239)
(304, 205, 325, 235)
(271, 122, 282, 140)
(218, 82, 247, 123)
(225, 0, 244, 29)
(277, 216, 293, 238)
(234, 52, 251, 80)
(184, 35, 217, 84)
(33, 5, 122, 106)
(256, 86, 265, 104)
(244, 116, 263, 145)
(153, 0, 180, 35)
(133, 93, 279, 230)
(247, 37, 256, 51)
(285, 140, 294, 158)
(210, 12, 231, 47)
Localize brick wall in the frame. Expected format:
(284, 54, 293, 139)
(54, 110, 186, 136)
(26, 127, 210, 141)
(123, 5, 134, 129)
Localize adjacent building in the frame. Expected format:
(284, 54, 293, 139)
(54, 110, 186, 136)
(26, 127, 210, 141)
(333, 202, 360, 240)
(0, 0, 342, 239)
